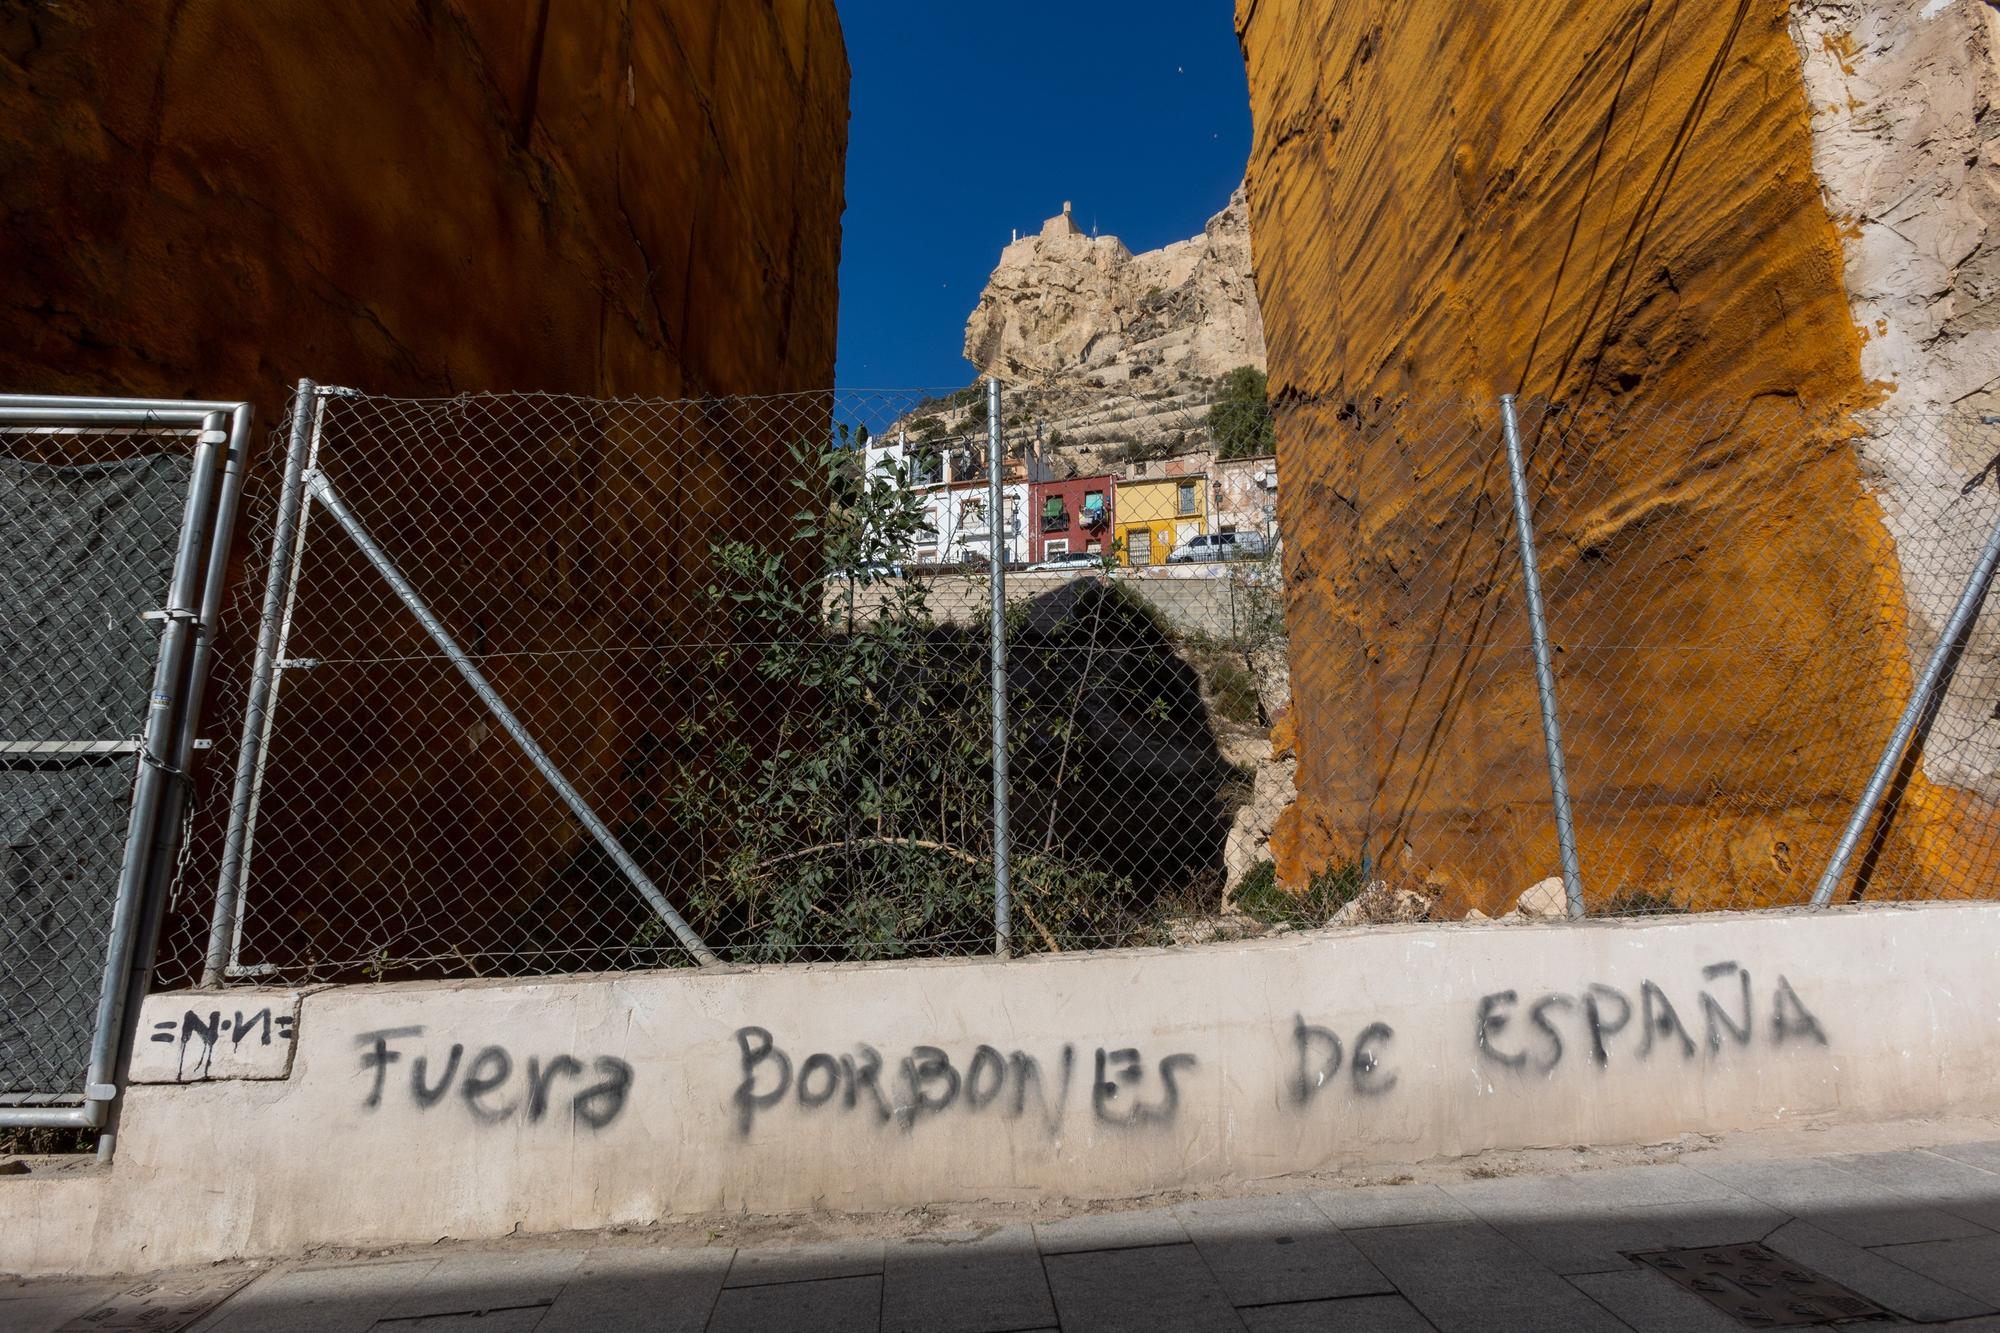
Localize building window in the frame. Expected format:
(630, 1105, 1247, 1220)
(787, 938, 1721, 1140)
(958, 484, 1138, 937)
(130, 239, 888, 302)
(1085, 540, 1101, 554)
(1041, 495, 1067, 532)
(1045, 539, 1069, 557)
(1177, 481, 1198, 516)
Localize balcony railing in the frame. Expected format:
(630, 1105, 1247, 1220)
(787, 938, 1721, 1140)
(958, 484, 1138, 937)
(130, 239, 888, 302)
(1040, 512, 1069, 533)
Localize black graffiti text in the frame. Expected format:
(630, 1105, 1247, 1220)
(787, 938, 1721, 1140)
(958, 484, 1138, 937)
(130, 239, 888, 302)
(149, 1006, 296, 1078)
(355, 1026, 633, 1130)
(731, 1027, 1197, 1136)
(1288, 1015, 1400, 1107)
(1475, 962, 1828, 1074)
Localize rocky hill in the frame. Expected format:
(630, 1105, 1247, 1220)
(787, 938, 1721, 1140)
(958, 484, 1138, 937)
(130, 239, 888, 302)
(961, 189, 1267, 475)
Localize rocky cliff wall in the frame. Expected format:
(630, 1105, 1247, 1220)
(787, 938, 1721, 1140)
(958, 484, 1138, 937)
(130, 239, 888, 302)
(0, 1, 845, 406)
(0, 2, 849, 978)
(1793, 0, 2000, 836)
(1236, 0, 1998, 912)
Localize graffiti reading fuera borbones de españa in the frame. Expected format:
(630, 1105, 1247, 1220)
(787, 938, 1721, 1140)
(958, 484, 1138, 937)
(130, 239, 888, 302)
(345, 962, 1832, 1132)
(354, 1027, 634, 1129)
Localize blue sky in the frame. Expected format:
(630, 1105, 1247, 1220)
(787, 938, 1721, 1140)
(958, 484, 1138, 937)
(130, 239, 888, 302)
(831, 1, 1252, 390)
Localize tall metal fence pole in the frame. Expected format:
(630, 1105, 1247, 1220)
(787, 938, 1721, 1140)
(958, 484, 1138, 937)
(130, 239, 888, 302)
(103, 406, 252, 1161)
(204, 381, 319, 985)
(1812, 491, 2000, 907)
(987, 375, 1013, 958)
(1499, 394, 1585, 918)
(83, 412, 228, 1135)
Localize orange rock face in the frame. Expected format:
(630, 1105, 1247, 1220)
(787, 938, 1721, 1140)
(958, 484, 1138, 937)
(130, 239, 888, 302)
(1235, 0, 1985, 912)
(0, 2, 846, 407)
(2, 3, 848, 975)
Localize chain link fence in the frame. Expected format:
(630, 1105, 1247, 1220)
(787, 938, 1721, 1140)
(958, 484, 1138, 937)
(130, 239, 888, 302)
(141, 381, 2000, 988)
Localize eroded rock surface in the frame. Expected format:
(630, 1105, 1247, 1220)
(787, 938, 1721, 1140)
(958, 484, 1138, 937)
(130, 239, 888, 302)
(1236, 0, 1998, 913)
(1794, 0, 2000, 814)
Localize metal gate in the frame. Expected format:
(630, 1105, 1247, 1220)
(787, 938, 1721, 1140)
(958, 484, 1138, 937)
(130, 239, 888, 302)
(0, 394, 249, 1140)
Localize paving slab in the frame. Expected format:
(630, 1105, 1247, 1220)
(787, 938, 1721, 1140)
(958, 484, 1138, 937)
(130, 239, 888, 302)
(1934, 1140, 2000, 1175)
(879, 1226, 1055, 1333)
(1033, 1205, 1189, 1254)
(378, 1309, 546, 1332)
(1764, 1219, 1996, 1323)
(1176, 1194, 1392, 1304)
(1696, 1157, 1991, 1247)
(194, 1259, 439, 1333)
(1568, 1267, 1771, 1332)
(1344, 1219, 1627, 1332)
(1464, 1195, 1789, 1277)
(1042, 1242, 1243, 1333)
(1237, 1293, 1435, 1331)
(1456, 1208, 1672, 1276)
(1309, 1183, 1475, 1231)
(705, 1272, 881, 1333)
(1639, 1195, 1792, 1250)
(723, 1237, 885, 1288)
(1830, 1149, 2000, 1231)
(379, 1248, 582, 1319)
(1443, 1164, 1742, 1216)
(0, 1278, 122, 1333)
(1868, 1232, 2000, 1306)
(1438, 1169, 1770, 1276)
(534, 1246, 731, 1332)
(38, 1267, 258, 1333)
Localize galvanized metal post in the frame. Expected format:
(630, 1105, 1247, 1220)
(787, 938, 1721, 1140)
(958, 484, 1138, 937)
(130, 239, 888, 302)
(101, 405, 254, 1160)
(205, 382, 319, 985)
(303, 469, 719, 964)
(81, 412, 227, 1134)
(1812, 495, 2000, 907)
(1499, 394, 1585, 918)
(987, 375, 1013, 957)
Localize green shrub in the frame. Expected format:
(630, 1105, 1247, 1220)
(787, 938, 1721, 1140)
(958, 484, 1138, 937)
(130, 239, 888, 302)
(1235, 859, 1364, 927)
(1207, 365, 1276, 459)
(1205, 659, 1260, 725)
(1601, 887, 1687, 916)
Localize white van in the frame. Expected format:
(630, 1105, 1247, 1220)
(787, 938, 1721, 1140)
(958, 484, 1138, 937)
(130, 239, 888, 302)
(1166, 531, 1268, 564)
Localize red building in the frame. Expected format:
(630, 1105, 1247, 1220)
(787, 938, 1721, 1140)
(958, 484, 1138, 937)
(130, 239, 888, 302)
(1030, 475, 1115, 562)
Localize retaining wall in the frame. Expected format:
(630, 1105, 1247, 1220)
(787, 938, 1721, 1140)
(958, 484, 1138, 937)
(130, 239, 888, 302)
(4, 903, 1998, 1276)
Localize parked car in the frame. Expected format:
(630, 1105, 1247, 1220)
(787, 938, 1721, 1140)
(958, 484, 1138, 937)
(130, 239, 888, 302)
(1025, 551, 1107, 573)
(1166, 532, 1268, 564)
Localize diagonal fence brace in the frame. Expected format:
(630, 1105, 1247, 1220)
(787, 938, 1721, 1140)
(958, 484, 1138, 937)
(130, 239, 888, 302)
(301, 469, 719, 965)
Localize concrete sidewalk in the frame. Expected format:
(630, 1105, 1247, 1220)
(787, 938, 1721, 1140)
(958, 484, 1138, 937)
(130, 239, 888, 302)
(10, 1129, 2000, 1331)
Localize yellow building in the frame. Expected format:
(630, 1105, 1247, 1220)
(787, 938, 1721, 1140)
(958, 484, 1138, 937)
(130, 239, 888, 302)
(1115, 473, 1208, 566)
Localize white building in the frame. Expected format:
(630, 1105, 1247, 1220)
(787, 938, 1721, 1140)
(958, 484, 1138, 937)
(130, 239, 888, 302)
(864, 424, 1040, 565)
(920, 480, 1029, 566)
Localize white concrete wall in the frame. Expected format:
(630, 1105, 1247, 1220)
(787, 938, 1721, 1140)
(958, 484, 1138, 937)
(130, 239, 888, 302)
(6, 903, 2000, 1276)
